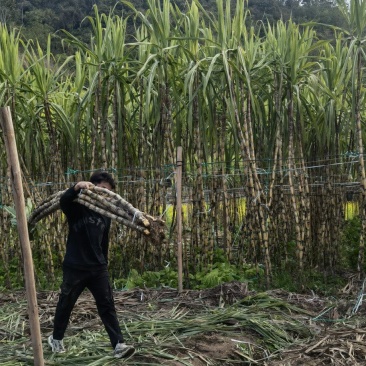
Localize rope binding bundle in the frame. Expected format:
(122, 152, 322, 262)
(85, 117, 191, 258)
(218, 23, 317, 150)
(28, 186, 166, 244)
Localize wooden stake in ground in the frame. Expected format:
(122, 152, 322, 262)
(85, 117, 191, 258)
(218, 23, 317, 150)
(176, 146, 183, 293)
(0, 106, 44, 366)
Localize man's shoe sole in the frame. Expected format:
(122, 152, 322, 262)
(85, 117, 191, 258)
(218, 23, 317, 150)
(115, 346, 135, 359)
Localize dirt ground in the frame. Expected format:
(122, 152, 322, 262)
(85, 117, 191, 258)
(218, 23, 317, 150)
(2, 277, 366, 365)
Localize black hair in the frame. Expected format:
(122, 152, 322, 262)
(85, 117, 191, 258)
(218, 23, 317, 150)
(89, 170, 116, 189)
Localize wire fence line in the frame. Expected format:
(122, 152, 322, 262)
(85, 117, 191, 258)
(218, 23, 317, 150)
(0, 155, 362, 204)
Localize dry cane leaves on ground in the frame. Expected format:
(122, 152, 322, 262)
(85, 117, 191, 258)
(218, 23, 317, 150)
(1, 279, 366, 365)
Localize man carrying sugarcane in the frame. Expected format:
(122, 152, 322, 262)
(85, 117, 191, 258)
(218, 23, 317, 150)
(48, 170, 135, 359)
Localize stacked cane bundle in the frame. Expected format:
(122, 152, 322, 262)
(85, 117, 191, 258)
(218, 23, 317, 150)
(28, 186, 165, 244)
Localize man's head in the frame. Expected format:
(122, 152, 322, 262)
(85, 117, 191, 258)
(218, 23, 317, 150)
(89, 170, 116, 190)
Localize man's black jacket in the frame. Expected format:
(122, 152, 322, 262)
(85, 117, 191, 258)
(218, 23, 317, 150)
(60, 186, 111, 270)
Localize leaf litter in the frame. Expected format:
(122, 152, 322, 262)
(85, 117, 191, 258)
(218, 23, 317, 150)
(1, 278, 366, 365)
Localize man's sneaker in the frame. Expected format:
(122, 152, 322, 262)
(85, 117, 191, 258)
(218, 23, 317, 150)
(114, 342, 135, 358)
(48, 335, 66, 353)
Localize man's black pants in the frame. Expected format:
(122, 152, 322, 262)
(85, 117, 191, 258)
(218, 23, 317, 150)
(53, 267, 124, 348)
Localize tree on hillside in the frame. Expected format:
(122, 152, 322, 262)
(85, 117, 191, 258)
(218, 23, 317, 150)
(0, 0, 17, 25)
(248, 0, 292, 23)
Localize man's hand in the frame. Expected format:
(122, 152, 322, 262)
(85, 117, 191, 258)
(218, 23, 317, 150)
(74, 181, 95, 191)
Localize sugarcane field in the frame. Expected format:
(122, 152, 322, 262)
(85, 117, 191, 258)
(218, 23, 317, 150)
(2, 0, 366, 365)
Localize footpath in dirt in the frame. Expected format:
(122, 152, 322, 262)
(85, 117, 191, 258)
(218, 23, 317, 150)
(1, 278, 366, 365)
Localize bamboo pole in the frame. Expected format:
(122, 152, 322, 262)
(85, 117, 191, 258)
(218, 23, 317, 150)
(0, 106, 44, 366)
(176, 147, 183, 293)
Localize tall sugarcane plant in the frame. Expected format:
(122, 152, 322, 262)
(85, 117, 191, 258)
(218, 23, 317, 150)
(1, 0, 366, 289)
(336, 0, 366, 275)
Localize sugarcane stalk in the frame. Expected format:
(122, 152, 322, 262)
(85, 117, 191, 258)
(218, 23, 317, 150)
(79, 189, 135, 224)
(28, 201, 60, 225)
(92, 186, 150, 227)
(76, 193, 133, 225)
(75, 197, 150, 236)
(28, 191, 64, 225)
(28, 187, 166, 244)
(81, 189, 160, 230)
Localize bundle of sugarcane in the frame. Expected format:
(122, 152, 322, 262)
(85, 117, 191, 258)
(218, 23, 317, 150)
(28, 186, 165, 244)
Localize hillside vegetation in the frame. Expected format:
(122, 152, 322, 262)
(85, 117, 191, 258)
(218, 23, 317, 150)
(2, 0, 345, 51)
